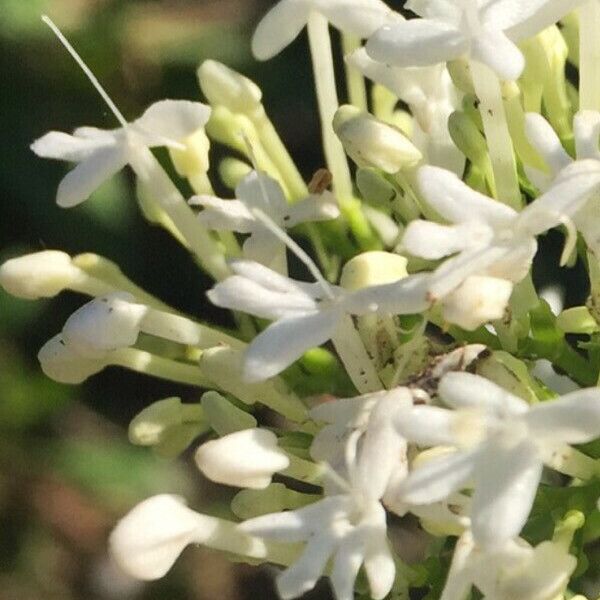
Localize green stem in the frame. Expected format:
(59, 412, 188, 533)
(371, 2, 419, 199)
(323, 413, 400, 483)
(469, 60, 521, 209)
(579, 1, 600, 111)
(341, 33, 368, 111)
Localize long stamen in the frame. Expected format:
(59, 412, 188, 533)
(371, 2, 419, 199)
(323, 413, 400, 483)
(42, 15, 128, 129)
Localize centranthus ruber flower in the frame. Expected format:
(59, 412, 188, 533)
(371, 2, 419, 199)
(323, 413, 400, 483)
(31, 100, 210, 208)
(401, 161, 600, 329)
(191, 171, 339, 272)
(366, 0, 584, 81)
(394, 372, 600, 548)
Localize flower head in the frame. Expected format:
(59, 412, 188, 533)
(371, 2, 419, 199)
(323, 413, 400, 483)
(395, 372, 600, 548)
(366, 0, 584, 81)
(31, 100, 210, 207)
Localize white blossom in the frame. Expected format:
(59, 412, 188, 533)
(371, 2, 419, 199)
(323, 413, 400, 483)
(401, 162, 600, 329)
(252, 0, 400, 61)
(207, 259, 429, 380)
(526, 110, 600, 254)
(240, 399, 402, 600)
(366, 0, 584, 81)
(440, 532, 576, 600)
(31, 100, 210, 207)
(395, 372, 600, 548)
(195, 429, 290, 489)
(191, 171, 339, 271)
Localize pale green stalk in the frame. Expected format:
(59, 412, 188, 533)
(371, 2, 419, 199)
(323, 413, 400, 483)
(469, 60, 521, 209)
(341, 33, 368, 111)
(110, 348, 211, 387)
(547, 444, 600, 480)
(579, 1, 600, 111)
(283, 454, 326, 485)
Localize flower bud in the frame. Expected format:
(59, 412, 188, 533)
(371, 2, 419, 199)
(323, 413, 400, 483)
(169, 128, 210, 179)
(200, 391, 257, 436)
(0, 250, 81, 300)
(333, 105, 422, 173)
(442, 276, 513, 330)
(62, 292, 146, 358)
(38, 334, 106, 384)
(219, 157, 253, 190)
(198, 60, 263, 118)
(355, 167, 397, 210)
(341, 251, 408, 291)
(109, 495, 216, 580)
(129, 397, 204, 446)
(557, 306, 599, 334)
(194, 428, 289, 489)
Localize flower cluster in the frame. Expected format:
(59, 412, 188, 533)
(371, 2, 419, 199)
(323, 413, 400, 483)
(5, 2, 600, 599)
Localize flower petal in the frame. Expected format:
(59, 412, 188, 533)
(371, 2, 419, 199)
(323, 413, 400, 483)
(31, 130, 107, 162)
(525, 388, 600, 444)
(416, 165, 517, 226)
(395, 405, 458, 446)
(242, 232, 286, 272)
(316, 0, 400, 38)
(252, 0, 310, 60)
(330, 531, 367, 600)
(403, 221, 494, 259)
(399, 449, 478, 505)
(236, 171, 288, 218)
(193, 196, 256, 232)
(56, 144, 127, 208)
(366, 20, 468, 69)
(244, 310, 340, 381)
(524, 113, 571, 176)
(439, 372, 529, 415)
(133, 100, 211, 145)
(471, 28, 525, 80)
(285, 191, 340, 226)
(471, 439, 542, 548)
(363, 530, 395, 600)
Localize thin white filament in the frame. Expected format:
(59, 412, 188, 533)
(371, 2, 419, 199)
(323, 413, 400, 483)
(41, 15, 129, 129)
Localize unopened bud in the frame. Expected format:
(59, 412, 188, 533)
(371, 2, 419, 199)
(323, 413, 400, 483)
(169, 128, 210, 179)
(195, 428, 289, 489)
(0, 251, 81, 300)
(219, 157, 253, 190)
(333, 105, 422, 173)
(341, 251, 408, 291)
(198, 60, 263, 118)
(442, 276, 513, 330)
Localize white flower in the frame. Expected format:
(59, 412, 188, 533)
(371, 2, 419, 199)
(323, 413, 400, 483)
(526, 110, 600, 254)
(252, 0, 400, 61)
(191, 171, 339, 271)
(31, 100, 210, 207)
(195, 429, 290, 489)
(402, 162, 600, 329)
(346, 50, 465, 174)
(366, 0, 583, 81)
(208, 259, 429, 380)
(110, 495, 268, 580)
(440, 532, 576, 600)
(240, 402, 401, 600)
(0, 250, 84, 299)
(395, 372, 600, 548)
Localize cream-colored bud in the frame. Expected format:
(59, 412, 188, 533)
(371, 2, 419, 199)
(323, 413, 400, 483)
(38, 334, 106, 384)
(442, 276, 513, 331)
(109, 495, 217, 580)
(169, 128, 210, 178)
(333, 105, 422, 173)
(195, 429, 289, 489)
(341, 251, 408, 291)
(0, 250, 81, 299)
(62, 292, 146, 358)
(198, 60, 263, 117)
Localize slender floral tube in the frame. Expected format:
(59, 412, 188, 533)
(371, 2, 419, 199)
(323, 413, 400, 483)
(579, 1, 600, 111)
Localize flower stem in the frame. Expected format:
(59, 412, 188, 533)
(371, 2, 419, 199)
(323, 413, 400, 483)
(341, 33, 368, 111)
(306, 12, 376, 249)
(331, 315, 383, 393)
(129, 147, 230, 281)
(579, 1, 600, 111)
(111, 348, 211, 387)
(469, 60, 521, 209)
